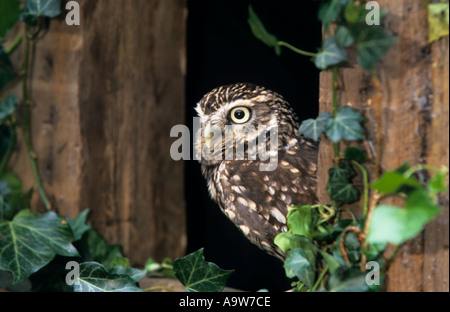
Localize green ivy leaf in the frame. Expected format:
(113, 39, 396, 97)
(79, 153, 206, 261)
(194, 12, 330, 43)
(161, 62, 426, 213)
(0, 45, 17, 89)
(0, 0, 21, 38)
(66, 209, 91, 241)
(318, 0, 345, 29)
(20, 0, 62, 26)
(351, 24, 396, 70)
(343, 2, 365, 23)
(0, 210, 79, 284)
(76, 228, 122, 269)
(315, 37, 347, 70)
(0, 93, 18, 121)
(327, 179, 360, 204)
(73, 262, 142, 292)
(287, 205, 315, 238)
(318, 250, 340, 274)
(274, 231, 305, 253)
(173, 248, 233, 292)
(328, 161, 356, 182)
(395, 161, 411, 174)
(335, 25, 354, 48)
(327, 161, 359, 204)
(428, 3, 449, 43)
(284, 239, 316, 289)
(248, 5, 281, 56)
(325, 106, 365, 142)
(298, 111, 333, 141)
(371, 171, 422, 195)
(344, 146, 367, 163)
(328, 267, 368, 292)
(109, 265, 147, 283)
(428, 169, 448, 196)
(367, 189, 442, 245)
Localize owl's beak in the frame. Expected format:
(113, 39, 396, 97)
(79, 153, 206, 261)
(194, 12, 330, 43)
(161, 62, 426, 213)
(203, 124, 214, 148)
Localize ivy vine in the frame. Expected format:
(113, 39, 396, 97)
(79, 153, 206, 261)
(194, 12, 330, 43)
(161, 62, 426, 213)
(247, 0, 449, 292)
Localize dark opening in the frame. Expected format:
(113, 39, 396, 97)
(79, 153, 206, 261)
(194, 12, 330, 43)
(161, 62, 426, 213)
(185, 0, 321, 291)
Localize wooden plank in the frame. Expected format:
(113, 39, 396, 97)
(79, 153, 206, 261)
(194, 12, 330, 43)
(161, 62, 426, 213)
(11, 0, 187, 265)
(423, 35, 449, 292)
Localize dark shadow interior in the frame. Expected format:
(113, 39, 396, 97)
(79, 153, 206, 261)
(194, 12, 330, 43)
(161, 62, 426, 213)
(185, 0, 321, 291)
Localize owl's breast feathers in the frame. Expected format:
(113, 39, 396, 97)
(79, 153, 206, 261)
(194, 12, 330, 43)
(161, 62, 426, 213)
(201, 137, 318, 260)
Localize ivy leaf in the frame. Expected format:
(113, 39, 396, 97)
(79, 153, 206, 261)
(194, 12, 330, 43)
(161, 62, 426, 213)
(20, 0, 62, 26)
(327, 179, 360, 204)
(248, 5, 281, 56)
(0, 93, 18, 121)
(327, 161, 359, 204)
(318, 0, 345, 30)
(367, 189, 442, 245)
(319, 250, 340, 274)
(76, 228, 122, 269)
(428, 3, 449, 43)
(109, 265, 147, 283)
(328, 161, 356, 182)
(298, 111, 333, 141)
(344, 146, 367, 163)
(328, 267, 368, 292)
(173, 248, 233, 292)
(325, 106, 365, 142)
(335, 25, 354, 48)
(428, 169, 448, 196)
(343, 2, 365, 23)
(315, 37, 347, 70)
(283, 239, 316, 288)
(274, 231, 306, 253)
(287, 205, 315, 238)
(66, 209, 91, 241)
(0, 210, 79, 284)
(0, 45, 17, 89)
(0, 0, 21, 38)
(351, 24, 396, 70)
(371, 171, 422, 195)
(73, 262, 142, 292)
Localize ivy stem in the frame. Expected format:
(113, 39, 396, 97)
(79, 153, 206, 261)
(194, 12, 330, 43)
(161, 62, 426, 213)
(332, 66, 340, 162)
(381, 244, 402, 275)
(22, 25, 51, 211)
(351, 161, 369, 217)
(312, 265, 328, 291)
(5, 33, 23, 54)
(403, 164, 445, 179)
(277, 41, 317, 57)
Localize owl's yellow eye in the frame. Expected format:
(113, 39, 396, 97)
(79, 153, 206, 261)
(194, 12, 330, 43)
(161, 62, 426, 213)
(230, 107, 251, 124)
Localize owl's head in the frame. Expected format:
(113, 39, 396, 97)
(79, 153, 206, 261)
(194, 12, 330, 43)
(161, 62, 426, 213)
(195, 83, 300, 166)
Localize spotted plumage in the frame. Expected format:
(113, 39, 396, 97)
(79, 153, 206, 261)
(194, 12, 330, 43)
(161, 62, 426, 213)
(196, 83, 318, 260)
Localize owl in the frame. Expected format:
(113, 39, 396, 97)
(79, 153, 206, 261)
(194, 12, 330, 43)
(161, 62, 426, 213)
(195, 83, 318, 260)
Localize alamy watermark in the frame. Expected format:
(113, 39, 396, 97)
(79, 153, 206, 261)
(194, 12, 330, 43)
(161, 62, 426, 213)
(170, 117, 279, 171)
(65, 1, 80, 26)
(65, 261, 80, 287)
(366, 1, 381, 26)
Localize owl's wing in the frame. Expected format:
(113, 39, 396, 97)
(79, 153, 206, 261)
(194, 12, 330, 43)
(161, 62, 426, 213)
(215, 138, 318, 260)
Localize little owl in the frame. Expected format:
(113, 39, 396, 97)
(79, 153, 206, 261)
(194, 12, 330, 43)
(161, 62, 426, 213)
(196, 83, 318, 260)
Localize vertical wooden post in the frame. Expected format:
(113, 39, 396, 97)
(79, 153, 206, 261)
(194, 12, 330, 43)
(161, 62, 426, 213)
(318, 0, 449, 291)
(11, 0, 187, 265)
